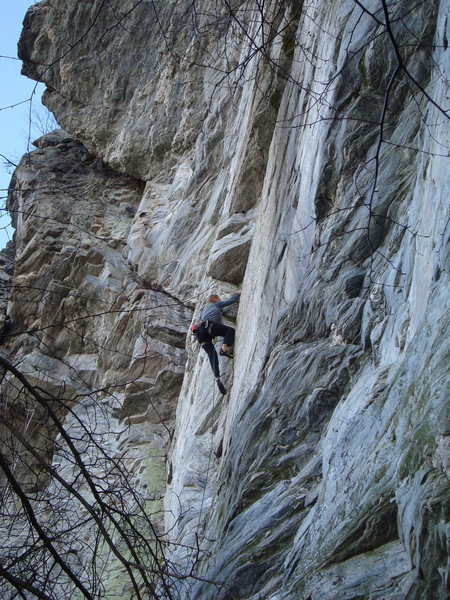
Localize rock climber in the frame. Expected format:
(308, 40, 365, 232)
(194, 291, 241, 395)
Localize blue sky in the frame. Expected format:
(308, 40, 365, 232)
(0, 1, 53, 249)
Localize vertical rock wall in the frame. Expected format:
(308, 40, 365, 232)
(1, 0, 448, 599)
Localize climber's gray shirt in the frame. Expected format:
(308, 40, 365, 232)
(200, 293, 240, 324)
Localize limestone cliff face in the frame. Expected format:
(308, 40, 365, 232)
(2, 0, 449, 599)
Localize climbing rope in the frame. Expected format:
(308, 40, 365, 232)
(190, 343, 232, 574)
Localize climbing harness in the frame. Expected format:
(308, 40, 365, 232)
(191, 319, 213, 343)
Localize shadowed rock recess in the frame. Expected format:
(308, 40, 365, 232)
(0, 1, 448, 599)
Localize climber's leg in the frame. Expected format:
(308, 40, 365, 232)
(201, 341, 220, 378)
(210, 322, 235, 355)
(201, 341, 227, 394)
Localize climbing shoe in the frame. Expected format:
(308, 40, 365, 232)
(216, 380, 227, 395)
(219, 349, 233, 359)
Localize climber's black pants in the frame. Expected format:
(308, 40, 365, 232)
(198, 322, 235, 378)
(209, 322, 235, 347)
(201, 342, 221, 378)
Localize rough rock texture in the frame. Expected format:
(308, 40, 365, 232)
(0, 241, 14, 331)
(1, 0, 449, 599)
